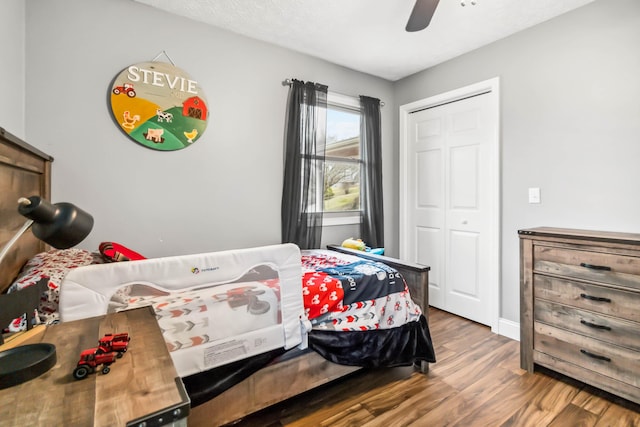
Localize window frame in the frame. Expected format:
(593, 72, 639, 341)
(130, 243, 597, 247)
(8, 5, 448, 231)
(322, 92, 362, 227)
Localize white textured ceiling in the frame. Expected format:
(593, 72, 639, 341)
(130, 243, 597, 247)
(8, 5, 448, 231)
(132, 0, 596, 81)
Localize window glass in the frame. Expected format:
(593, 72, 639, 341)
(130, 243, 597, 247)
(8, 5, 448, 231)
(324, 106, 361, 212)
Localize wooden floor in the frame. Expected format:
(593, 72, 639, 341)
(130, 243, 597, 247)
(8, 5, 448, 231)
(228, 308, 640, 427)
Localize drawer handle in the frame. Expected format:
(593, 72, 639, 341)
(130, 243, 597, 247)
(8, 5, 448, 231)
(580, 319, 612, 331)
(580, 262, 611, 271)
(580, 349, 611, 362)
(580, 293, 612, 303)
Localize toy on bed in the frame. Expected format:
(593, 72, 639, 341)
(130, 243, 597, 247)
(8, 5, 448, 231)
(341, 237, 385, 255)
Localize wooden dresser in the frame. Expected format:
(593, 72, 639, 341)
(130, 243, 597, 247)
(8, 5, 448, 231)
(519, 227, 640, 405)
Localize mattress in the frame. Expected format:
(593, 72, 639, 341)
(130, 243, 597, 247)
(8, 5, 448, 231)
(59, 243, 306, 377)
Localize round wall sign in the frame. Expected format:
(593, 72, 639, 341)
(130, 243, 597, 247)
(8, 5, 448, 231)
(109, 61, 208, 151)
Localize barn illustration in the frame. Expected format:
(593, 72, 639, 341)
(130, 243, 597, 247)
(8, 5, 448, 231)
(182, 96, 208, 120)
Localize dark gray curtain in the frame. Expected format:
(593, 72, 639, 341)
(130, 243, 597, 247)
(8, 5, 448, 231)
(281, 80, 328, 249)
(360, 95, 384, 248)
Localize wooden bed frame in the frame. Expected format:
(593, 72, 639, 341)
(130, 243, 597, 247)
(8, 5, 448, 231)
(0, 128, 53, 344)
(0, 127, 52, 294)
(0, 129, 431, 427)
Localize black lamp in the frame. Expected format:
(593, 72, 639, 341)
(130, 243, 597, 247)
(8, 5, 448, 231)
(0, 196, 93, 389)
(0, 196, 94, 267)
(17, 196, 94, 249)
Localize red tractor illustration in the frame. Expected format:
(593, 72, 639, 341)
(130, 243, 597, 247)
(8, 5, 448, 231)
(97, 332, 130, 358)
(112, 83, 136, 98)
(213, 286, 271, 315)
(73, 348, 118, 380)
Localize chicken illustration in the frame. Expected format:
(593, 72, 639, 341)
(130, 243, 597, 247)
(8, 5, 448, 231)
(121, 111, 140, 130)
(183, 129, 198, 143)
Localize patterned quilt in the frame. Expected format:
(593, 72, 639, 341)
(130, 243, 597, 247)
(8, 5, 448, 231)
(301, 251, 423, 330)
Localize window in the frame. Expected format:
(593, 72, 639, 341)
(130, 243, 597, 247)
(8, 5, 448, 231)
(282, 80, 383, 248)
(325, 105, 360, 211)
(321, 93, 362, 224)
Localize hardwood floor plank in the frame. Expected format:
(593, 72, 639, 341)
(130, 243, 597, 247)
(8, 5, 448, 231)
(314, 404, 374, 427)
(572, 389, 613, 417)
(548, 403, 599, 427)
(358, 373, 445, 416)
(283, 373, 429, 427)
(450, 372, 554, 426)
(279, 369, 414, 426)
(500, 379, 582, 426)
(594, 403, 640, 427)
(404, 364, 523, 426)
(438, 340, 519, 391)
(359, 377, 460, 427)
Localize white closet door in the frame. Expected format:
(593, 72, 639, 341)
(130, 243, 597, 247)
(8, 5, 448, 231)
(405, 91, 496, 326)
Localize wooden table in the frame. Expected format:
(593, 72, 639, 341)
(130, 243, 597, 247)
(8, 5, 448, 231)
(0, 306, 190, 426)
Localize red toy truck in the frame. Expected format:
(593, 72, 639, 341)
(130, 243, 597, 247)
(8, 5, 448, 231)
(72, 332, 130, 380)
(73, 348, 117, 380)
(97, 332, 130, 358)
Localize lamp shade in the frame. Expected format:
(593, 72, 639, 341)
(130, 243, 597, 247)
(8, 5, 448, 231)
(17, 196, 94, 249)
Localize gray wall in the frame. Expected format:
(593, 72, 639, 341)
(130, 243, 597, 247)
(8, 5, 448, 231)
(0, 0, 25, 138)
(394, 0, 640, 323)
(22, 0, 396, 258)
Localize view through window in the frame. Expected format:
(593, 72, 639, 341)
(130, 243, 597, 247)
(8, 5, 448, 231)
(324, 104, 361, 212)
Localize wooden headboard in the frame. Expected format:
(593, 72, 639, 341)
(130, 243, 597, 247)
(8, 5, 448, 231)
(0, 127, 53, 293)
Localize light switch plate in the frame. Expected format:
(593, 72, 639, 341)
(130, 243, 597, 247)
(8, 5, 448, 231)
(528, 187, 541, 204)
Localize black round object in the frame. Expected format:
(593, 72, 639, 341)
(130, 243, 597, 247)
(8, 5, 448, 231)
(0, 343, 57, 389)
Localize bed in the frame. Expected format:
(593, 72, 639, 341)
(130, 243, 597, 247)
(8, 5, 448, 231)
(0, 128, 435, 426)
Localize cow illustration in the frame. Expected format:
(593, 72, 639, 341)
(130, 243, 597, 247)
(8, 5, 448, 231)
(156, 109, 173, 123)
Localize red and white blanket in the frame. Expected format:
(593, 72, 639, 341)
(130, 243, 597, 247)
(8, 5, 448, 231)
(301, 250, 423, 331)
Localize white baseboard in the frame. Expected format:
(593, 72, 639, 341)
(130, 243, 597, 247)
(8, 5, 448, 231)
(496, 317, 520, 341)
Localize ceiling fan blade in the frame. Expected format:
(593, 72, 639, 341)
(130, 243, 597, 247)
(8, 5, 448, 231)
(405, 0, 440, 32)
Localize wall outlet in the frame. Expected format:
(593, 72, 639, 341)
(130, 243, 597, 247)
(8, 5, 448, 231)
(528, 187, 541, 204)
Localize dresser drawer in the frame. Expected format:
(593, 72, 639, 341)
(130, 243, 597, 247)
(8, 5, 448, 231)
(534, 245, 640, 291)
(534, 322, 640, 388)
(534, 299, 640, 351)
(534, 275, 640, 323)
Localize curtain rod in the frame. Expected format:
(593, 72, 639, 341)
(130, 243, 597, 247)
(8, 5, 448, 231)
(281, 79, 385, 107)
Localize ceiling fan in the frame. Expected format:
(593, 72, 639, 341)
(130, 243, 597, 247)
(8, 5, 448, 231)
(405, 0, 440, 32)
